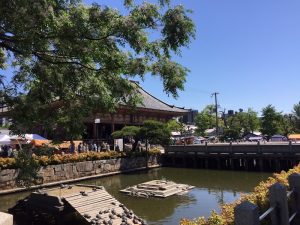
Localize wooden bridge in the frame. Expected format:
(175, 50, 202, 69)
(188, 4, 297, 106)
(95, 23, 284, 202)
(164, 142, 300, 172)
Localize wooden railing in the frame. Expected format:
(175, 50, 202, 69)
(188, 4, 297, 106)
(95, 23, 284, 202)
(234, 173, 300, 225)
(166, 142, 300, 155)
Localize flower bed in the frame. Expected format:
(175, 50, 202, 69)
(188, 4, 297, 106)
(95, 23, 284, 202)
(180, 163, 300, 225)
(0, 148, 161, 170)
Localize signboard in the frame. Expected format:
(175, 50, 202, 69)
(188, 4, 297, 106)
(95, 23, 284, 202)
(94, 118, 101, 124)
(114, 139, 123, 151)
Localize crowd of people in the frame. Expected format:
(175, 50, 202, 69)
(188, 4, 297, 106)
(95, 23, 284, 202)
(0, 145, 18, 158)
(69, 141, 112, 154)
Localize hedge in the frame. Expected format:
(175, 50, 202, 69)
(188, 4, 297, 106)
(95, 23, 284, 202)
(0, 148, 161, 170)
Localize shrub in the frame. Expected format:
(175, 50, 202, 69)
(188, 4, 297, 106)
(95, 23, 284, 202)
(180, 163, 300, 225)
(0, 157, 16, 169)
(0, 150, 159, 169)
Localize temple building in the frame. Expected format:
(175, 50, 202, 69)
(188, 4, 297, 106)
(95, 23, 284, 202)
(83, 83, 188, 140)
(0, 83, 188, 140)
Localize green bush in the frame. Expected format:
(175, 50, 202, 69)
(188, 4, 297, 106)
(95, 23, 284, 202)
(180, 164, 300, 225)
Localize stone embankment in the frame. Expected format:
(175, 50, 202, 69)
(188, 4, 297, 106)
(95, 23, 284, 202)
(0, 156, 160, 192)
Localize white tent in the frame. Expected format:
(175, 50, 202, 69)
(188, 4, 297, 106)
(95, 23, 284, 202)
(25, 134, 48, 141)
(0, 134, 11, 145)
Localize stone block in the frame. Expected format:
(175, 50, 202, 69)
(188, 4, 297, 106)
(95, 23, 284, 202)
(0, 212, 13, 225)
(103, 164, 111, 172)
(53, 165, 63, 172)
(76, 161, 94, 172)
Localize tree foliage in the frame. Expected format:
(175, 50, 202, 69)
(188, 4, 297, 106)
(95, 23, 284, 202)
(292, 102, 300, 132)
(112, 120, 171, 150)
(15, 146, 41, 188)
(260, 105, 283, 137)
(140, 120, 171, 146)
(195, 105, 215, 136)
(0, 0, 195, 138)
(166, 119, 183, 133)
(225, 108, 260, 138)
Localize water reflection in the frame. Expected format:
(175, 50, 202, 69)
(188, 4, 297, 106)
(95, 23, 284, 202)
(0, 168, 270, 225)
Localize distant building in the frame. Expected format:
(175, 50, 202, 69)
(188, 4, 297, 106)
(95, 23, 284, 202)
(0, 105, 9, 127)
(228, 110, 234, 115)
(182, 109, 198, 125)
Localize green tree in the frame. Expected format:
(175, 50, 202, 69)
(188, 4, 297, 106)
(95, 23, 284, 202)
(166, 119, 184, 134)
(112, 126, 141, 140)
(226, 109, 259, 134)
(140, 120, 171, 147)
(244, 108, 260, 134)
(226, 114, 242, 138)
(292, 102, 300, 132)
(221, 128, 240, 141)
(0, 0, 195, 138)
(280, 115, 294, 136)
(112, 120, 171, 150)
(15, 146, 41, 188)
(260, 105, 283, 137)
(195, 105, 215, 136)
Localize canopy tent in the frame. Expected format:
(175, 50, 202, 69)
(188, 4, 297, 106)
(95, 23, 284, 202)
(248, 136, 264, 142)
(288, 134, 300, 140)
(25, 134, 48, 141)
(0, 134, 11, 145)
(31, 139, 51, 147)
(270, 134, 287, 142)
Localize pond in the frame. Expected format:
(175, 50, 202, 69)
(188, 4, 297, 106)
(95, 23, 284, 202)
(0, 167, 271, 225)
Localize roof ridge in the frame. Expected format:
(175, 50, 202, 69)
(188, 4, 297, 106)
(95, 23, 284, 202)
(134, 82, 186, 110)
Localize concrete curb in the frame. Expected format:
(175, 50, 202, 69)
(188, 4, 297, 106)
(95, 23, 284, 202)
(0, 164, 161, 195)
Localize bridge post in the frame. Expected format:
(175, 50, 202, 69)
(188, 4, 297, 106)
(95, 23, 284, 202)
(205, 142, 209, 168)
(230, 158, 235, 170)
(205, 158, 209, 169)
(256, 142, 264, 171)
(244, 158, 248, 170)
(275, 159, 281, 172)
(269, 183, 289, 225)
(217, 157, 221, 169)
(234, 201, 259, 225)
(172, 154, 176, 166)
(288, 173, 300, 224)
(193, 157, 197, 168)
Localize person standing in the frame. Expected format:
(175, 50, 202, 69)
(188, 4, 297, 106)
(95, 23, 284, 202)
(78, 142, 82, 153)
(69, 141, 75, 154)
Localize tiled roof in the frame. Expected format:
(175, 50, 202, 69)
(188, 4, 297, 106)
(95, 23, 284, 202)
(134, 83, 188, 113)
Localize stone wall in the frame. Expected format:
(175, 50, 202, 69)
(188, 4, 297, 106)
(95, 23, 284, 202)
(0, 155, 160, 190)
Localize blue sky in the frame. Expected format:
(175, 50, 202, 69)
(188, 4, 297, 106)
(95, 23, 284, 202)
(3, 0, 300, 114)
(90, 0, 300, 114)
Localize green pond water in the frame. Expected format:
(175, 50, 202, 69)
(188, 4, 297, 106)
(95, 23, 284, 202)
(0, 167, 271, 225)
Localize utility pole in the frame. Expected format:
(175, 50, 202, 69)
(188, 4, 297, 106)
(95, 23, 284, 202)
(212, 92, 219, 137)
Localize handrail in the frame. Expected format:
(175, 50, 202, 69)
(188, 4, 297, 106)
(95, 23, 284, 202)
(259, 206, 274, 221)
(235, 173, 300, 225)
(289, 212, 297, 223)
(287, 190, 293, 198)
